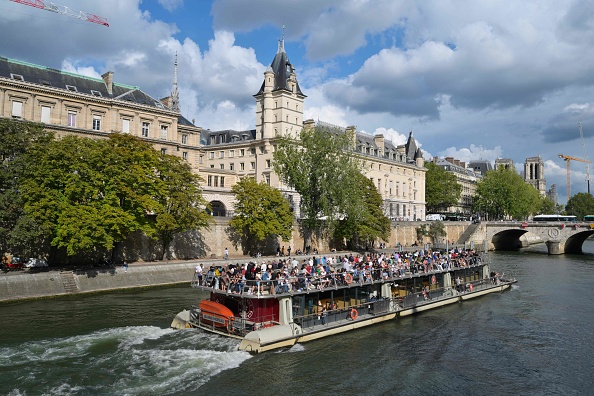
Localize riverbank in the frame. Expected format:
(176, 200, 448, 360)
(0, 251, 364, 303)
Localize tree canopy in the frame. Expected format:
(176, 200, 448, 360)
(273, 124, 362, 244)
(229, 177, 294, 256)
(473, 167, 541, 220)
(565, 193, 594, 220)
(424, 162, 462, 213)
(333, 172, 390, 249)
(1, 122, 210, 262)
(0, 119, 54, 258)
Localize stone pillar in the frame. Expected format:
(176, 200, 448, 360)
(545, 240, 564, 255)
(278, 297, 293, 325)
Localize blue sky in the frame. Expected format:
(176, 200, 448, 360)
(1, 0, 594, 204)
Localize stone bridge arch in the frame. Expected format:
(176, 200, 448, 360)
(476, 222, 594, 255)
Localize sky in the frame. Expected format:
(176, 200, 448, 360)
(1, 0, 594, 204)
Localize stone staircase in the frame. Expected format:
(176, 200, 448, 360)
(60, 271, 79, 293)
(456, 222, 481, 244)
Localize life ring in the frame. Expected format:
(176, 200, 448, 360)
(431, 275, 436, 285)
(344, 273, 353, 285)
(350, 308, 359, 320)
(469, 283, 473, 292)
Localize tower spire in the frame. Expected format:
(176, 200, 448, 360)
(171, 52, 180, 112)
(278, 24, 285, 53)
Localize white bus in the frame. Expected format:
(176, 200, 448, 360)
(533, 214, 578, 222)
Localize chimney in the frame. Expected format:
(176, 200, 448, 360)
(433, 156, 438, 164)
(445, 156, 454, 164)
(345, 125, 357, 149)
(102, 71, 113, 95)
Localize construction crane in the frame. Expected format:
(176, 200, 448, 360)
(558, 154, 592, 199)
(10, 0, 109, 27)
(579, 122, 591, 195)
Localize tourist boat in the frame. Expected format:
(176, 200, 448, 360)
(171, 251, 516, 353)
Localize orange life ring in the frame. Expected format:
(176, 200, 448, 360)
(350, 308, 359, 320)
(344, 273, 353, 284)
(469, 283, 473, 292)
(431, 275, 436, 284)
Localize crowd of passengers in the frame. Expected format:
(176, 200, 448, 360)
(195, 248, 483, 295)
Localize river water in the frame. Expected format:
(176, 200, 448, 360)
(1, 240, 594, 395)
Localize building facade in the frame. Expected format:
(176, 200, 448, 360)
(1, 39, 427, 223)
(433, 156, 482, 214)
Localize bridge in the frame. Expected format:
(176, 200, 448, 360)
(463, 221, 594, 255)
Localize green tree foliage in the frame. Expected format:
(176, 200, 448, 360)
(0, 119, 53, 258)
(424, 162, 462, 213)
(273, 124, 361, 245)
(473, 167, 541, 220)
(19, 133, 209, 259)
(154, 154, 212, 260)
(334, 172, 390, 249)
(229, 177, 294, 256)
(415, 221, 446, 245)
(565, 193, 594, 220)
(538, 196, 558, 215)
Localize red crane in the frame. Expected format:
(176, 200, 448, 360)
(10, 0, 109, 27)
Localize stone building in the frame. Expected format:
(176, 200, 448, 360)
(0, 38, 427, 224)
(433, 156, 482, 214)
(200, 39, 427, 221)
(0, 56, 202, 167)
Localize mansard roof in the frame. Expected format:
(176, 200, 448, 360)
(405, 131, 418, 161)
(255, 40, 305, 97)
(201, 129, 257, 145)
(0, 56, 169, 110)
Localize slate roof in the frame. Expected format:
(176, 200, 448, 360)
(0, 56, 168, 110)
(201, 129, 257, 146)
(255, 40, 305, 97)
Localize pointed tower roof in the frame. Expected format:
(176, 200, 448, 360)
(405, 131, 418, 161)
(255, 38, 305, 97)
(170, 52, 180, 112)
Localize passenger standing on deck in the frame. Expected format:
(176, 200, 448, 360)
(195, 264, 203, 285)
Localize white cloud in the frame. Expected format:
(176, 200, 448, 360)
(438, 145, 504, 164)
(61, 60, 101, 79)
(158, 0, 184, 12)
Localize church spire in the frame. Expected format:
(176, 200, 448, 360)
(170, 52, 180, 112)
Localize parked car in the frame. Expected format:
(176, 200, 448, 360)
(24, 258, 48, 268)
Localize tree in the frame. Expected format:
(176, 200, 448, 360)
(19, 133, 210, 261)
(424, 162, 462, 213)
(334, 172, 390, 249)
(0, 119, 54, 258)
(473, 167, 541, 220)
(415, 221, 446, 245)
(153, 153, 212, 260)
(538, 196, 558, 215)
(229, 177, 294, 256)
(273, 124, 362, 247)
(565, 193, 594, 220)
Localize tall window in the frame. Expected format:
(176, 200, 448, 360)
(122, 119, 130, 133)
(142, 122, 149, 137)
(40, 106, 51, 123)
(266, 159, 271, 168)
(182, 134, 188, 144)
(240, 163, 245, 171)
(250, 162, 255, 170)
(230, 163, 234, 171)
(240, 149, 245, 157)
(92, 115, 101, 131)
(161, 148, 167, 155)
(160, 125, 168, 140)
(229, 150, 235, 158)
(68, 111, 77, 127)
(220, 177, 225, 187)
(207, 175, 212, 186)
(182, 152, 188, 160)
(219, 151, 224, 159)
(11, 101, 23, 118)
(265, 175, 270, 185)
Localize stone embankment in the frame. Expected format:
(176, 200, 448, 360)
(0, 261, 201, 303)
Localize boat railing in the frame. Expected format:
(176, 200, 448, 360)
(191, 258, 489, 297)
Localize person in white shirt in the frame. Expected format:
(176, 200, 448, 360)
(195, 264, 203, 285)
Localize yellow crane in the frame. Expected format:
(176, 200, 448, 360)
(558, 154, 592, 199)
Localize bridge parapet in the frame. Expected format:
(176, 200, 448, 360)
(478, 221, 594, 255)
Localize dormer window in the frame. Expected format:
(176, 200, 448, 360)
(91, 90, 102, 97)
(40, 80, 51, 86)
(66, 85, 77, 92)
(10, 74, 24, 81)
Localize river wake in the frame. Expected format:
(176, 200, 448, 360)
(0, 326, 251, 395)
